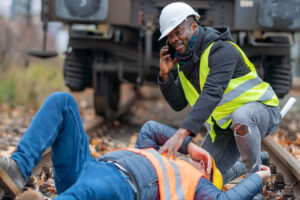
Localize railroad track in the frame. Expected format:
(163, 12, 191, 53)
(29, 95, 300, 200)
(32, 121, 300, 199)
(261, 137, 300, 199)
(260, 97, 300, 199)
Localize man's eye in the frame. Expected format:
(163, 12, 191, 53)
(176, 30, 182, 35)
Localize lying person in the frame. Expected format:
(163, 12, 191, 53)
(0, 92, 270, 200)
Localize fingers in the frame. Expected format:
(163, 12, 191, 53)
(159, 131, 185, 160)
(159, 143, 179, 160)
(160, 47, 176, 65)
(159, 46, 176, 78)
(200, 160, 205, 167)
(260, 165, 269, 171)
(164, 146, 178, 160)
(160, 54, 173, 71)
(173, 147, 178, 160)
(167, 148, 171, 159)
(260, 165, 271, 175)
(160, 46, 169, 58)
(159, 144, 168, 154)
(206, 155, 212, 175)
(161, 54, 171, 62)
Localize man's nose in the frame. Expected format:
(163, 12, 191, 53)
(168, 35, 179, 45)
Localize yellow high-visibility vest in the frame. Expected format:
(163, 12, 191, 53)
(178, 41, 279, 142)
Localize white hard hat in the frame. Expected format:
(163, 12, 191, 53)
(159, 2, 200, 40)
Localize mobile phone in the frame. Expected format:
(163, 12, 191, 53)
(166, 40, 176, 59)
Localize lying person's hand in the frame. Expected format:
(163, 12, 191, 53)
(159, 128, 191, 159)
(187, 158, 210, 179)
(187, 142, 212, 177)
(255, 165, 271, 183)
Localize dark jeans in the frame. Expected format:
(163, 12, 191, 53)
(11, 92, 135, 200)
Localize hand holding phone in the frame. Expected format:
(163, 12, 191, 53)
(159, 42, 177, 82)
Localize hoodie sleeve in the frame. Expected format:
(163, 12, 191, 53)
(180, 41, 240, 135)
(194, 174, 263, 200)
(158, 72, 188, 111)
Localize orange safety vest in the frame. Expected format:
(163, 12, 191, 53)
(121, 148, 205, 200)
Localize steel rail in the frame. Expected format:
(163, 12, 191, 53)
(262, 136, 300, 198)
(263, 137, 300, 182)
(261, 97, 300, 198)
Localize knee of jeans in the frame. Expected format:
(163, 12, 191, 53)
(231, 109, 255, 129)
(47, 92, 76, 108)
(136, 121, 155, 147)
(140, 120, 158, 134)
(48, 92, 73, 102)
(233, 123, 249, 136)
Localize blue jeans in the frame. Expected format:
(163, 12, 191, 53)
(202, 102, 282, 183)
(11, 92, 135, 200)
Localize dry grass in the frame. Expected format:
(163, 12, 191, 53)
(0, 60, 68, 107)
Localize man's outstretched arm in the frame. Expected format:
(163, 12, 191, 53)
(135, 120, 212, 178)
(135, 121, 192, 154)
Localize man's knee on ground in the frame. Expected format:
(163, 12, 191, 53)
(233, 123, 249, 136)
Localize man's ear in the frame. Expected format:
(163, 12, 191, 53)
(191, 22, 198, 32)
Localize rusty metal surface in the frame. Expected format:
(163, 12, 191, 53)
(105, 0, 132, 25)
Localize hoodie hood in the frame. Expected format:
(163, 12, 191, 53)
(192, 26, 235, 63)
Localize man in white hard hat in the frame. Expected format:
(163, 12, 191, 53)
(157, 2, 282, 199)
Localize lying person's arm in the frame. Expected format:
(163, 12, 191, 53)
(135, 121, 192, 154)
(194, 166, 270, 200)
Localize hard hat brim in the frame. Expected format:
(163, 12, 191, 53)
(211, 156, 223, 190)
(158, 13, 200, 41)
(158, 25, 179, 41)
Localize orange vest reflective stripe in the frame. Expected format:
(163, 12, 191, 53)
(121, 148, 204, 200)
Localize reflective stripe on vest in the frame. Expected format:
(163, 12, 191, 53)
(122, 148, 203, 200)
(178, 41, 279, 142)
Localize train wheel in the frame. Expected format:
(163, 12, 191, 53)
(93, 72, 120, 119)
(263, 56, 292, 98)
(64, 49, 92, 91)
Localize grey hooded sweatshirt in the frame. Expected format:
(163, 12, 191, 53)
(158, 26, 250, 136)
